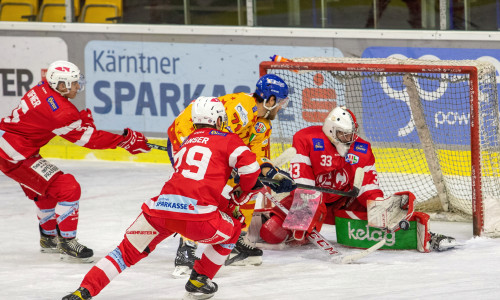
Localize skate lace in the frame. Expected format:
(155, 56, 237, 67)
(188, 247, 201, 260)
(238, 236, 255, 251)
(66, 238, 86, 253)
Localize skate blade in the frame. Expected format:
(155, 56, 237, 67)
(40, 248, 59, 254)
(437, 241, 460, 251)
(226, 255, 262, 266)
(59, 253, 94, 263)
(171, 266, 191, 279)
(182, 291, 215, 300)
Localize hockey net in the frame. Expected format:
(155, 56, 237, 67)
(261, 57, 500, 237)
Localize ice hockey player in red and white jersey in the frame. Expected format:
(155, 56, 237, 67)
(62, 96, 265, 300)
(0, 61, 150, 262)
(260, 106, 456, 253)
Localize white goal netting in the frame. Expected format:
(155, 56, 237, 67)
(263, 57, 500, 236)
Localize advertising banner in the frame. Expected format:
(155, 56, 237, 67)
(0, 37, 68, 118)
(84, 41, 338, 133)
(361, 47, 500, 145)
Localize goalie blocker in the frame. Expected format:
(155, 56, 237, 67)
(259, 190, 453, 253)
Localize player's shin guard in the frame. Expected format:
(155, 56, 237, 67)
(56, 201, 79, 238)
(80, 247, 128, 297)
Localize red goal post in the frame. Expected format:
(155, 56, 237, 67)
(260, 57, 500, 237)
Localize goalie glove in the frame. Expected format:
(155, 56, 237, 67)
(367, 191, 415, 232)
(263, 167, 296, 193)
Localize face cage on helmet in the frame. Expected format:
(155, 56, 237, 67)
(263, 96, 289, 111)
(334, 128, 358, 145)
(77, 74, 86, 93)
(219, 113, 228, 129)
(57, 74, 85, 95)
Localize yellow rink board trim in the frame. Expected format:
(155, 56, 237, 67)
(40, 138, 499, 177)
(40, 137, 171, 164)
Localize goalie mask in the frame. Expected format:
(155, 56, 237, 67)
(191, 96, 228, 129)
(255, 74, 289, 117)
(322, 106, 358, 157)
(46, 61, 85, 96)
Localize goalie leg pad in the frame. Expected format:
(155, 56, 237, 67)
(260, 215, 290, 244)
(413, 211, 431, 253)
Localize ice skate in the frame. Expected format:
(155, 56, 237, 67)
(57, 236, 94, 263)
(225, 233, 263, 266)
(430, 232, 457, 251)
(39, 226, 58, 253)
(172, 238, 200, 278)
(61, 287, 92, 300)
(183, 269, 218, 300)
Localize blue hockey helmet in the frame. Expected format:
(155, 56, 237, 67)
(255, 74, 289, 113)
(256, 74, 288, 100)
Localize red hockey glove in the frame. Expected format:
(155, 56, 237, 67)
(229, 180, 266, 206)
(118, 128, 151, 154)
(79, 109, 96, 128)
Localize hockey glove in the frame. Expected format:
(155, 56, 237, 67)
(79, 109, 96, 128)
(264, 167, 296, 194)
(118, 128, 151, 155)
(230, 168, 240, 184)
(229, 180, 266, 206)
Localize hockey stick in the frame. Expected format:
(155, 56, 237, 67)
(147, 143, 168, 152)
(339, 238, 386, 264)
(261, 167, 364, 198)
(146, 144, 296, 165)
(263, 191, 382, 264)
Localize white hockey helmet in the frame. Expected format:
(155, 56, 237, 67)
(191, 96, 228, 129)
(322, 106, 358, 157)
(46, 60, 85, 95)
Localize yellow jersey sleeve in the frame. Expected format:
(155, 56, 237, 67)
(167, 93, 258, 153)
(247, 117, 273, 167)
(219, 92, 259, 141)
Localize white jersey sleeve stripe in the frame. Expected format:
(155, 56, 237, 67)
(291, 154, 312, 166)
(74, 126, 95, 147)
(358, 183, 381, 197)
(238, 161, 260, 175)
(0, 136, 26, 162)
(52, 120, 82, 136)
(228, 146, 250, 168)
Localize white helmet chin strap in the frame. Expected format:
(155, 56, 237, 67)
(263, 98, 277, 119)
(56, 85, 70, 96)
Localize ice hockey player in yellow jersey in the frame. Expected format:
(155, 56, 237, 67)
(167, 74, 296, 277)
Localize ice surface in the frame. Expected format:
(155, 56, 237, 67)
(1, 159, 500, 300)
